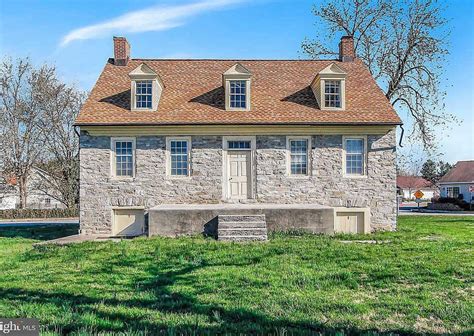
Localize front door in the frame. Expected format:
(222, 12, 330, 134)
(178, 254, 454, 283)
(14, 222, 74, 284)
(228, 150, 251, 200)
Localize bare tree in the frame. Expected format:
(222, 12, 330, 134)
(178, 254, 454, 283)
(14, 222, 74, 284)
(0, 58, 46, 208)
(34, 72, 86, 208)
(302, 0, 456, 150)
(0, 57, 86, 209)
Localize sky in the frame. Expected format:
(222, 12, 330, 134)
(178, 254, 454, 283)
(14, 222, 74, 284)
(0, 0, 473, 164)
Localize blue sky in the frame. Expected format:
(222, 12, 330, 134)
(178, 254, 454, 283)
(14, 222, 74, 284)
(0, 0, 472, 164)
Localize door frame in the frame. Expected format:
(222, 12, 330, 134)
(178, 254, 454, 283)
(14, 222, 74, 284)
(222, 136, 256, 200)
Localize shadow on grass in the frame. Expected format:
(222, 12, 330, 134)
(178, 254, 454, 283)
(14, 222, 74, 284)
(0, 224, 79, 240)
(1, 256, 470, 336)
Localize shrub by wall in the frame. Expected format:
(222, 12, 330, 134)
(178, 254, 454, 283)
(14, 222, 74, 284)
(0, 207, 79, 219)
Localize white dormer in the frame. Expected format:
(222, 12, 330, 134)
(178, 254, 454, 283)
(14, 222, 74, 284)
(129, 63, 164, 111)
(311, 63, 347, 110)
(223, 63, 252, 111)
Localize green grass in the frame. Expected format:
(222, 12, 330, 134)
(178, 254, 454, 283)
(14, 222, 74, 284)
(0, 216, 472, 335)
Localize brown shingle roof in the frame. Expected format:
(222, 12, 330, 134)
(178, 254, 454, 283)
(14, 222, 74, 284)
(439, 161, 474, 183)
(75, 58, 401, 126)
(396, 176, 434, 189)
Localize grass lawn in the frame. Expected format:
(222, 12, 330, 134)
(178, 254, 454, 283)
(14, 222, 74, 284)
(0, 216, 472, 335)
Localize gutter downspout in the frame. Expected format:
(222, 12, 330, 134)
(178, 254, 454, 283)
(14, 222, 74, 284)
(74, 125, 81, 233)
(398, 125, 404, 148)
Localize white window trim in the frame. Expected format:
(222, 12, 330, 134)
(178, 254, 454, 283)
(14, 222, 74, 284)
(342, 135, 367, 178)
(110, 137, 136, 179)
(224, 79, 251, 111)
(130, 79, 162, 112)
(446, 186, 460, 198)
(321, 78, 345, 110)
(222, 136, 256, 200)
(166, 136, 192, 178)
(286, 136, 312, 177)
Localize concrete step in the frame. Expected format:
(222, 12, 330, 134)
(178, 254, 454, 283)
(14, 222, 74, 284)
(218, 228, 268, 236)
(217, 215, 266, 223)
(217, 214, 268, 242)
(218, 221, 267, 229)
(218, 235, 267, 242)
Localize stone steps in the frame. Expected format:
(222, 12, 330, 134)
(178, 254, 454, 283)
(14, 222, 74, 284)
(217, 215, 268, 242)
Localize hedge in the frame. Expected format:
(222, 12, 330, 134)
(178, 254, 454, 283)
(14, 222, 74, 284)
(434, 197, 471, 211)
(0, 207, 79, 219)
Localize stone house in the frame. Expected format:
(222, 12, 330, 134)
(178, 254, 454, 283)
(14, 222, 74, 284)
(74, 36, 402, 240)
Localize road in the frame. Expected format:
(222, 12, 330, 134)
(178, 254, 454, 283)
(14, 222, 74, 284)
(0, 218, 79, 227)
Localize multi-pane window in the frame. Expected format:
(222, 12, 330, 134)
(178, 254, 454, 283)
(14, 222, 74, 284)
(230, 80, 247, 108)
(228, 141, 251, 149)
(135, 80, 152, 109)
(114, 140, 134, 177)
(324, 80, 341, 108)
(345, 138, 365, 175)
(170, 139, 190, 176)
(289, 139, 309, 175)
(446, 187, 460, 198)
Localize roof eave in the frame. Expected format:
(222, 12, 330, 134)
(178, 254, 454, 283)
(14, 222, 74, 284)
(74, 121, 402, 127)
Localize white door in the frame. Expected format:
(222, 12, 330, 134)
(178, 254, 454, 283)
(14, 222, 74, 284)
(228, 150, 251, 200)
(335, 212, 363, 234)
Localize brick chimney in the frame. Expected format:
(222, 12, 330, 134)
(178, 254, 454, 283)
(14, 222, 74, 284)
(339, 36, 355, 62)
(113, 36, 130, 66)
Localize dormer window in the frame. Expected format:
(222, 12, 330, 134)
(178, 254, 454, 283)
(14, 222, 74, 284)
(311, 63, 346, 110)
(230, 80, 247, 109)
(223, 63, 251, 111)
(324, 80, 341, 108)
(135, 80, 153, 109)
(129, 63, 164, 112)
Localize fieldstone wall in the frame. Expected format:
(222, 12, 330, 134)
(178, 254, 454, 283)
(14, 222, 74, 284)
(255, 131, 397, 230)
(79, 130, 396, 234)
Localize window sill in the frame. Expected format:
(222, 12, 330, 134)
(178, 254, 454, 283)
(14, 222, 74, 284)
(131, 108, 156, 112)
(321, 107, 344, 111)
(166, 175, 192, 180)
(343, 174, 368, 179)
(287, 175, 311, 179)
(110, 176, 136, 181)
(225, 107, 250, 112)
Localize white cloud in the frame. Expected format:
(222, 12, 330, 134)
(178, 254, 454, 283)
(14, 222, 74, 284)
(60, 0, 243, 46)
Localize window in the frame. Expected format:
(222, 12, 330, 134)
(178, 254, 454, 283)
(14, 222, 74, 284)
(345, 138, 365, 176)
(289, 138, 309, 175)
(168, 138, 190, 177)
(324, 80, 341, 108)
(45, 198, 51, 205)
(446, 187, 460, 198)
(228, 141, 251, 149)
(112, 139, 135, 177)
(229, 80, 247, 109)
(135, 80, 152, 109)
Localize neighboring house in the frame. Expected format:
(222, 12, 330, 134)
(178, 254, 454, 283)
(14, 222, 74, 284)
(0, 169, 65, 210)
(396, 176, 437, 200)
(74, 36, 402, 239)
(439, 161, 474, 202)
